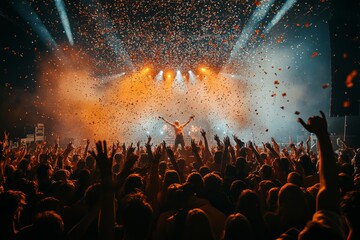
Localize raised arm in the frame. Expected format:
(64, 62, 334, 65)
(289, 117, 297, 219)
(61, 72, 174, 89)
(89, 141, 115, 240)
(298, 111, 339, 213)
(181, 115, 195, 128)
(191, 139, 204, 170)
(200, 129, 212, 161)
(248, 141, 264, 165)
(159, 116, 175, 127)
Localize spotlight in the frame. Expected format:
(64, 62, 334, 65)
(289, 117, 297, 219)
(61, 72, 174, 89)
(155, 71, 164, 81)
(54, 0, 74, 46)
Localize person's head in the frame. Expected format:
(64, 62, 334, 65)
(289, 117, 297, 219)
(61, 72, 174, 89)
(51, 181, 75, 205)
(123, 193, 153, 240)
(266, 187, 279, 212)
(229, 180, 247, 204)
(341, 191, 360, 229)
(287, 171, 303, 187)
(33, 211, 64, 240)
(163, 170, 180, 191)
(84, 184, 101, 207)
(85, 155, 95, 170)
(278, 157, 290, 173)
(174, 120, 180, 126)
(300, 155, 315, 176)
(259, 164, 273, 180)
(76, 159, 86, 170)
(78, 169, 91, 186)
(299, 220, 344, 240)
(222, 213, 254, 240)
(36, 164, 53, 182)
(278, 183, 310, 231)
(114, 153, 123, 164)
(164, 183, 182, 210)
(37, 197, 62, 214)
(0, 190, 26, 223)
(124, 174, 144, 195)
(183, 208, 215, 240)
(236, 189, 261, 219)
(52, 169, 70, 182)
(338, 173, 354, 195)
(186, 172, 204, 196)
(177, 158, 186, 171)
(199, 166, 211, 177)
(203, 172, 223, 192)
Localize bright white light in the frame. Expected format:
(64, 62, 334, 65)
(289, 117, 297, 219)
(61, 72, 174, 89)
(188, 70, 197, 84)
(265, 0, 298, 33)
(155, 71, 164, 81)
(173, 69, 186, 92)
(54, 0, 74, 46)
(160, 131, 164, 135)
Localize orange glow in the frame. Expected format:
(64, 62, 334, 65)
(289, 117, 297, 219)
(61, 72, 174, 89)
(343, 101, 351, 108)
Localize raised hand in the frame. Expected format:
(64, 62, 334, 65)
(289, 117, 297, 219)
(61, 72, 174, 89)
(248, 140, 255, 150)
(127, 143, 136, 155)
(214, 134, 220, 142)
(153, 145, 162, 163)
(233, 134, 244, 148)
(166, 146, 175, 159)
(88, 141, 115, 179)
(191, 139, 198, 153)
(223, 136, 230, 148)
(147, 135, 152, 145)
(190, 115, 195, 120)
(200, 129, 206, 137)
(298, 111, 328, 136)
(136, 141, 141, 149)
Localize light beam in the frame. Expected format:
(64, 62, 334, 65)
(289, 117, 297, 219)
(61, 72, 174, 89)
(264, 0, 298, 33)
(54, 0, 74, 46)
(10, 0, 57, 50)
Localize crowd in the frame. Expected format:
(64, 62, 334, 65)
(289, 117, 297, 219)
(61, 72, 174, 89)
(0, 111, 359, 240)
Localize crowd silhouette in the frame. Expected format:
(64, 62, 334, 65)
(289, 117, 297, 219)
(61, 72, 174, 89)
(0, 111, 359, 240)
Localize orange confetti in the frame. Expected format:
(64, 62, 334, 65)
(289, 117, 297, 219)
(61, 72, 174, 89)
(304, 22, 311, 28)
(345, 70, 357, 88)
(254, 1, 261, 7)
(343, 101, 351, 108)
(282, 92, 287, 97)
(276, 37, 284, 44)
(274, 80, 279, 85)
(322, 83, 329, 89)
(311, 52, 319, 58)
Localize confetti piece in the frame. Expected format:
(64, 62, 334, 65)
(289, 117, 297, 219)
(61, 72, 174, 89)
(343, 101, 350, 108)
(322, 83, 329, 89)
(274, 80, 279, 85)
(311, 52, 319, 58)
(282, 93, 287, 97)
(346, 70, 357, 88)
(295, 111, 300, 115)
